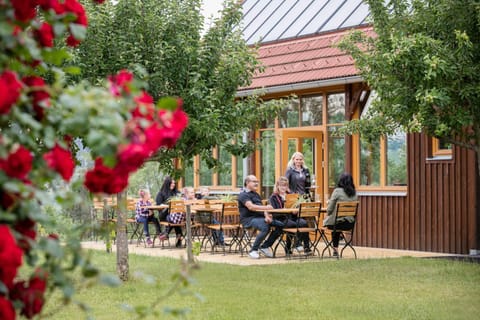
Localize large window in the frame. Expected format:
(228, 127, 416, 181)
(327, 93, 345, 124)
(260, 130, 275, 197)
(328, 127, 346, 187)
(279, 99, 300, 128)
(359, 132, 407, 187)
(302, 95, 323, 126)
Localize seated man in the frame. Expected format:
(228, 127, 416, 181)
(238, 175, 284, 259)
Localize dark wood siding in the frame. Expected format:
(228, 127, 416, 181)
(354, 133, 477, 254)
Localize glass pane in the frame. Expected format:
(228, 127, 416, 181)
(279, 98, 300, 128)
(439, 139, 452, 150)
(260, 130, 275, 198)
(387, 132, 407, 186)
(218, 147, 232, 186)
(184, 161, 194, 187)
(236, 156, 245, 188)
(302, 138, 314, 172)
(327, 93, 345, 124)
(288, 138, 297, 160)
(360, 136, 380, 186)
(301, 95, 323, 126)
(328, 127, 345, 188)
(199, 158, 212, 186)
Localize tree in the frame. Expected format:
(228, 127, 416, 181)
(0, 0, 187, 318)
(338, 0, 479, 163)
(72, 0, 283, 177)
(338, 0, 480, 249)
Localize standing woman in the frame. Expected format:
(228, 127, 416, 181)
(155, 176, 182, 243)
(285, 152, 312, 198)
(323, 173, 358, 257)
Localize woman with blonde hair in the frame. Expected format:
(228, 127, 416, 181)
(285, 151, 312, 197)
(135, 189, 161, 246)
(269, 176, 311, 255)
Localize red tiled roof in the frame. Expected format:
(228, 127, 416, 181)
(239, 26, 374, 92)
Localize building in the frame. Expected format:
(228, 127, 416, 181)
(185, 0, 478, 255)
(238, 0, 480, 254)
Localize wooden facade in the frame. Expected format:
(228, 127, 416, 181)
(354, 134, 478, 254)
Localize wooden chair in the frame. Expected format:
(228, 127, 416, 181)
(278, 201, 322, 258)
(285, 193, 299, 208)
(184, 199, 208, 244)
(321, 201, 359, 259)
(159, 199, 187, 248)
(206, 201, 241, 254)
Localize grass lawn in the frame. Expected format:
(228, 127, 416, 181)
(44, 251, 480, 320)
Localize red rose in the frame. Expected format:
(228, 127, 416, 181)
(66, 34, 81, 47)
(13, 219, 37, 252)
(0, 190, 16, 210)
(116, 143, 150, 174)
(23, 76, 51, 120)
(0, 145, 33, 180)
(34, 22, 54, 48)
(0, 296, 15, 320)
(43, 144, 75, 181)
(84, 158, 129, 194)
(0, 225, 23, 290)
(0, 71, 22, 115)
(39, 0, 65, 14)
(131, 91, 155, 120)
(155, 108, 189, 147)
(10, 270, 47, 319)
(108, 70, 133, 96)
(11, 0, 38, 22)
(63, 0, 88, 26)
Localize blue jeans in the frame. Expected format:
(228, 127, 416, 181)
(243, 217, 284, 251)
(211, 218, 225, 244)
(136, 215, 161, 238)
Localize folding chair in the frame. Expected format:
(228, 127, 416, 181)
(159, 199, 186, 248)
(279, 201, 322, 258)
(321, 201, 359, 259)
(206, 201, 242, 254)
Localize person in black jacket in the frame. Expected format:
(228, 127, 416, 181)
(285, 152, 312, 200)
(155, 176, 182, 245)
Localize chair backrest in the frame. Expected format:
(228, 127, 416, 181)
(221, 201, 240, 225)
(169, 199, 186, 213)
(285, 193, 299, 208)
(335, 201, 359, 220)
(298, 201, 322, 228)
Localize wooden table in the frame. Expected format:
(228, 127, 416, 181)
(145, 204, 169, 210)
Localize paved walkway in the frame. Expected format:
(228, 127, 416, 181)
(81, 240, 456, 266)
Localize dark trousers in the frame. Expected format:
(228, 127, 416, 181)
(328, 220, 355, 247)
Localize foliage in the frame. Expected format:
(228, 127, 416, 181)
(71, 0, 284, 178)
(337, 0, 480, 155)
(0, 0, 187, 318)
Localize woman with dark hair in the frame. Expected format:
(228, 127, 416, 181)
(155, 176, 182, 245)
(323, 173, 357, 256)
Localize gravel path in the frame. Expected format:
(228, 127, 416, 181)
(81, 241, 455, 266)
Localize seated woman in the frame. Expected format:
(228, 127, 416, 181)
(269, 176, 311, 255)
(155, 176, 183, 246)
(135, 189, 161, 246)
(323, 173, 358, 257)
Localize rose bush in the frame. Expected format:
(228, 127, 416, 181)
(0, 0, 188, 318)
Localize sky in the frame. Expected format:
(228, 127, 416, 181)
(201, 0, 224, 28)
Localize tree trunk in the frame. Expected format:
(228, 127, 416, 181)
(186, 205, 194, 263)
(475, 147, 480, 255)
(116, 192, 129, 281)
